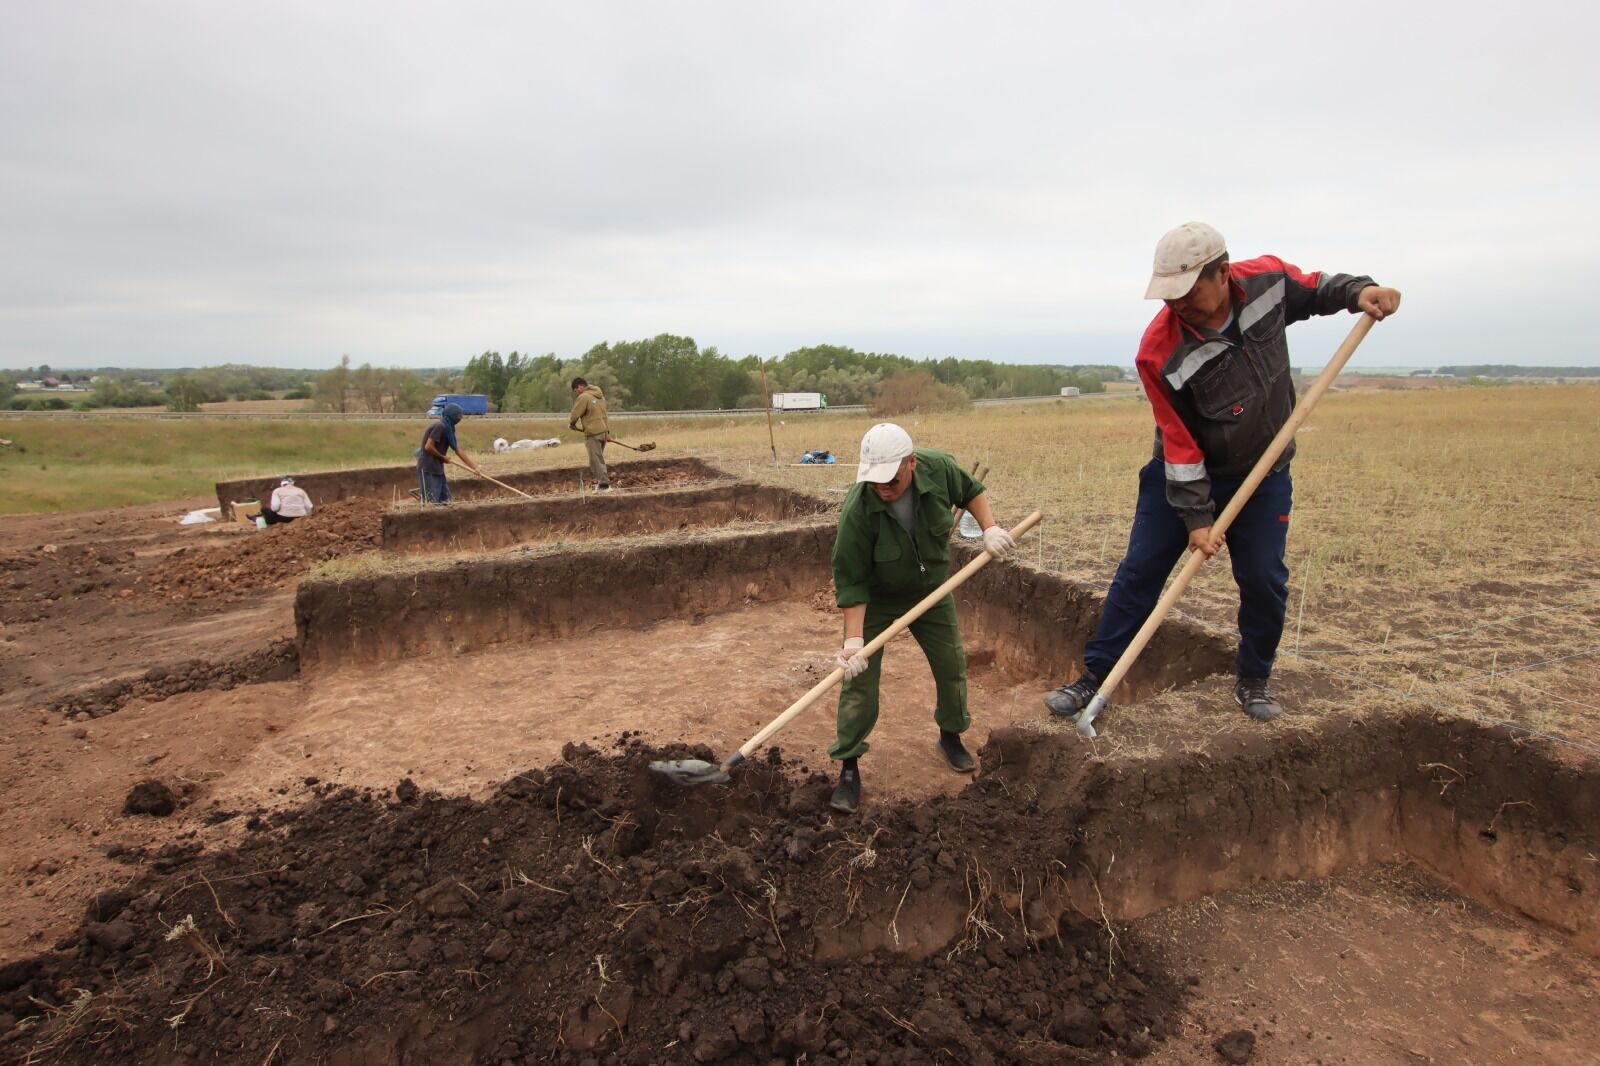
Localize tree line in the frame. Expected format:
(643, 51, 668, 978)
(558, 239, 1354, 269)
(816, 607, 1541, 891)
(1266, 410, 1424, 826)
(0, 340, 1124, 414)
(455, 336, 1122, 413)
(0, 364, 318, 411)
(1427, 365, 1600, 378)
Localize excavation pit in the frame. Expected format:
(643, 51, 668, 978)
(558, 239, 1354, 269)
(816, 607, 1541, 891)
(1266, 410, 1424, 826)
(297, 519, 1230, 701)
(9, 720, 1597, 1064)
(295, 518, 1600, 947)
(380, 480, 835, 554)
(214, 455, 731, 513)
(9, 528, 1598, 1063)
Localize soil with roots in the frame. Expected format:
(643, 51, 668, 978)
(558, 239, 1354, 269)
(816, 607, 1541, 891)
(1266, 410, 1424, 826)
(4, 739, 1184, 1065)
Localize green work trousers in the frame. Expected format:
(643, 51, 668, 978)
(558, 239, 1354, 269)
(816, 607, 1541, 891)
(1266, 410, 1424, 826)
(830, 593, 968, 761)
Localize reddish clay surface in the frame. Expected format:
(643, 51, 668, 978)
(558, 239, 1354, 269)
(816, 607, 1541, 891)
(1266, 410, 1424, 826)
(0, 500, 297, 717)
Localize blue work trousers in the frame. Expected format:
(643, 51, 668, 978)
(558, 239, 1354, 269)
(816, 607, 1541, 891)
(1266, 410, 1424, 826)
(1083, 459, 1293, 682)
(418, 467, 451, 505)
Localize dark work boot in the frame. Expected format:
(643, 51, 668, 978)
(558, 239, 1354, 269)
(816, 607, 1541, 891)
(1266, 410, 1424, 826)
(830, 760, 861, 814)
(1235, 678, 1284, 721)
(1043, 673, 1099, 719)
(937, 730, 976, 773)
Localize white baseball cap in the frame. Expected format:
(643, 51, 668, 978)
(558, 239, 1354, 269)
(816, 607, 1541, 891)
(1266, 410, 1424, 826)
(1144, 221, 1227, 300)
(856, 423, 914, 483)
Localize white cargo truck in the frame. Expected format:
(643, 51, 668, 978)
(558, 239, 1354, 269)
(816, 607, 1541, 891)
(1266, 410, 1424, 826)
(1060, 386, 1081, 397)
(771, 392, 828, 411)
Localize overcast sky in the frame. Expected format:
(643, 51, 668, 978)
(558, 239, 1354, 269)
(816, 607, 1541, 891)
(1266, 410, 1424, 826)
(2, 1, 1596, 371)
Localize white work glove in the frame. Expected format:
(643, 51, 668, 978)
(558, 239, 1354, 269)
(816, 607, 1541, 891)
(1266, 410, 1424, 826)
(982, 525, 1016, 559)
(835, 637, 868, 680)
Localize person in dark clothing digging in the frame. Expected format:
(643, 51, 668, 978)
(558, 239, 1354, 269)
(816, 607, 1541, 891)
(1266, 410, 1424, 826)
(1043, 221, 1401, 725)
(416, 402, 482, 504)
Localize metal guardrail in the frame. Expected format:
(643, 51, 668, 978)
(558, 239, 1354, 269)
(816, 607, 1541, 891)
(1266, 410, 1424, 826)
(0, 394, 1117, 422)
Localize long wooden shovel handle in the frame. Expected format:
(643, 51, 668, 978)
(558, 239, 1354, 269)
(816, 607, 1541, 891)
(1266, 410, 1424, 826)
(445, 458, 536, 500)
(727, 509, 1044, 768)
(1077, 314, 1376, 735)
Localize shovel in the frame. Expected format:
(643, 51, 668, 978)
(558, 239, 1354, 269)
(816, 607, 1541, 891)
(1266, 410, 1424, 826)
(651, 510, 1044, 785)
(609, 436, 657, 452)
(1074, 314, 1377, 738)
(445, 458, 536, 500)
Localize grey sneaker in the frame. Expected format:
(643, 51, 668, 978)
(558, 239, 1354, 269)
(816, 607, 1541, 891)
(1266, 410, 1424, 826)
(1235, 678, 1284, 721)
(1044, 674, 1099, 719)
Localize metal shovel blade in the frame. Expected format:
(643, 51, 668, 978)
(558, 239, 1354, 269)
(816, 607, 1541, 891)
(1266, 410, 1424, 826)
(1076, 693, 1108, 739)
(648, 758, 731, 786)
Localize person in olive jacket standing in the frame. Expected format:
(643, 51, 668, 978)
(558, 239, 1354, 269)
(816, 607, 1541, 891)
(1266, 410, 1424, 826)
(568, 377, 611, 491)
(827, 423, 1016, 814)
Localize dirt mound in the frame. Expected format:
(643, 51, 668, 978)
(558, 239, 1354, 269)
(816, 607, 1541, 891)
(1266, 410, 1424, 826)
(5, 741, 1183, 1065)
(147, 499, 383, 600)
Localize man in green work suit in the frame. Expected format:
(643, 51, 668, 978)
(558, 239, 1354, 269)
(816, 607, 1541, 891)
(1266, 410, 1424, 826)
(828, 423, 1016, 814)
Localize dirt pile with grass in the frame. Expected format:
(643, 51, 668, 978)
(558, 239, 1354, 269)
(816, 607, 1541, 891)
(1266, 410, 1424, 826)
(147, 499, 383, 600)
(6, 741, 1183, 1065)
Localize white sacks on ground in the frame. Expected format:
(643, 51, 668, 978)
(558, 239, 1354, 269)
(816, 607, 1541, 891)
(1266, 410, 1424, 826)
(178, 508, 220, 525)
(492, 438, 511, 453)
(510, 438, 560, 450)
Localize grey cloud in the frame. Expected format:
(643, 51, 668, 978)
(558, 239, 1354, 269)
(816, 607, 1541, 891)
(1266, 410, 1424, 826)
(2, 1, 1596, 368)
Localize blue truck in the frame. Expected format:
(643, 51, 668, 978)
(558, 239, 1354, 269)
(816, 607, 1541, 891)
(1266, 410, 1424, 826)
(426, 393, 490, 417)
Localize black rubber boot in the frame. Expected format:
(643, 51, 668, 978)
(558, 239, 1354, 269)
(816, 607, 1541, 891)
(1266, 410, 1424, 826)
(830, 759, 861, 814)
(1043, 673, 1099, 718)
(1235, 678, 1285, 721)
(937, 730, 976, 773)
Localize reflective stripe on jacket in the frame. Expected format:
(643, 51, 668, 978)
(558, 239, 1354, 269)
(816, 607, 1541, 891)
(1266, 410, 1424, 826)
(1136, 255, 1373, 530)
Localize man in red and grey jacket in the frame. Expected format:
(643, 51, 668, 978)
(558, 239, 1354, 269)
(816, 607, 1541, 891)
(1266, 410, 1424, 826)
(1045, 222, 1401, 722)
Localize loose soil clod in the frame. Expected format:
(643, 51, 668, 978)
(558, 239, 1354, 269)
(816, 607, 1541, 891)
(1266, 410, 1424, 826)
(121, 781, 177, 817)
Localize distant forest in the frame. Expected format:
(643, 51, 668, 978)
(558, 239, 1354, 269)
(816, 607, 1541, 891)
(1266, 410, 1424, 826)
(2, 338, 1127, 413)
(1427, 365, 1600, 378)
(457, 337, 1124, 413)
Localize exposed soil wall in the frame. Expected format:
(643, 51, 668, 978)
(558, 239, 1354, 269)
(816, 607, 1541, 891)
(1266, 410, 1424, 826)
(979, 714, 1600, 955)
(215, 456, 729, 513)
(298, 526, 1232, 701)
(296, 521, 839, 670)
(1395, 717, 1600, 953)
(381, 482, 833, 554)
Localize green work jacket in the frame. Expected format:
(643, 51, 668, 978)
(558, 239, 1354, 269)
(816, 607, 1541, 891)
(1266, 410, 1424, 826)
(832, 448, 984, 608)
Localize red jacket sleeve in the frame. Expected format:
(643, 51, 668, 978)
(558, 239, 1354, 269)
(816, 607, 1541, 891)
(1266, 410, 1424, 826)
(1136, 314, 1215, 530)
